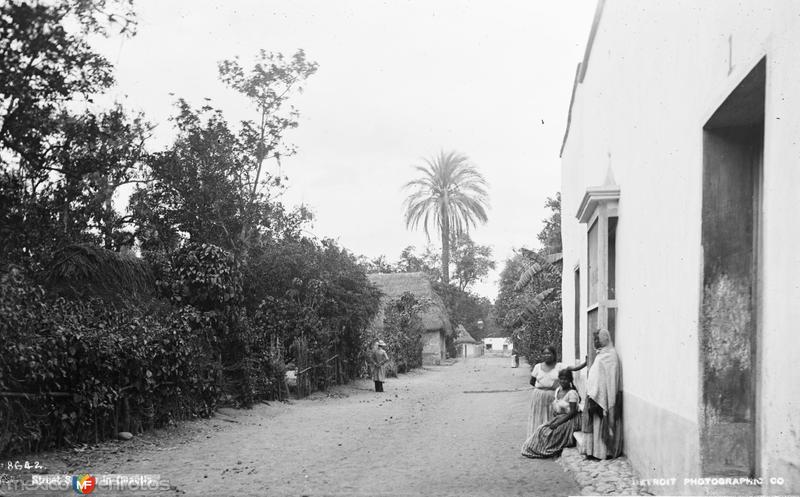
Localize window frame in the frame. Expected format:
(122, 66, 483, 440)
(576, 184, 620, 360)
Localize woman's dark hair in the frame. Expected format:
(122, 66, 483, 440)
(542, 344, 558, 360)
(558, 368, 577, 393)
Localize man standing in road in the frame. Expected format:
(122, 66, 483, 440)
(369, 340, 390, 392)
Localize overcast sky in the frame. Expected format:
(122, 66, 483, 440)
(95, 0, 597, 299)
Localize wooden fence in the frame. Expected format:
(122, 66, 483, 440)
(294, 354, 349, 399)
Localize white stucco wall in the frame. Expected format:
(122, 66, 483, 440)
(560, 1, 800, 491)
(460, 343, 483, 358)
(482, 338, 512, 353)
(422, 330, 445, 364)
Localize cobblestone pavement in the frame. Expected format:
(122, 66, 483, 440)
(558, 447, 647, 496)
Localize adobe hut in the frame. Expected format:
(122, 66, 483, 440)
(454, 324, 482, 358)
(367, 272, 452, 365)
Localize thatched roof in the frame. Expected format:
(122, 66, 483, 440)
(454, 324, 479, 344)
(367, 272, 452, 334)
(46, 244, 154, 300)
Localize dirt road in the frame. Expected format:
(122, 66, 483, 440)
(12, 356, 580, 496)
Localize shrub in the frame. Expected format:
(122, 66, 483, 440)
(145, 243, 270, 406)
(244, 238, 381, 384)
(147, 242, 242, 311)
(378, 292, 427, 373)
(0, 270, 222, 455)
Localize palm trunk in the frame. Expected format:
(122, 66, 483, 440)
(441, 200, 450, 285)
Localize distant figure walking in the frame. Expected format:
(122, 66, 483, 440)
(369, 340, 390, 392)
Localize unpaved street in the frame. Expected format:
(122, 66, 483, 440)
(15, 356, 580, 496)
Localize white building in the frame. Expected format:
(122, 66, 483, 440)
(560, 1, 800, 493)
(482, 337, 512, 354)
(455, 325, 483, 358)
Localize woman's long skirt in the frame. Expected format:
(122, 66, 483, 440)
(526, 388, 556, 437)
(581, 409, 624, 459)
(521, 416, 579, 459)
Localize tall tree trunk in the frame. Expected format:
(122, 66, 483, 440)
(441, 196, 450, 285)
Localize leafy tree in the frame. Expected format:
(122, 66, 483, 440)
(537, 192, 562, 253)
(248, 237, 381, 378)
(494, 193, 563, 364)
(450, 233, 495, 291)
(494, 250, 561, 364)
(359, 254, 396, 274)
(131, 101, 259, 252)
(433, 280, 493, 350)
(51, 106, 151, 249)
(396, 246, 427, 273)
(217, 50, 318, 248)
(394, 245, 441, 280)
(129, 100, 310, 252)
(0, 1, 116, 163)
(402, 151, 489, 285)
(0, 1, 147, 268)
(131, 50, 316, 254)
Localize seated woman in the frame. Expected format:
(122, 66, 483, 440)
(526, 345, 586, 438)
(521, 369, 581, 458)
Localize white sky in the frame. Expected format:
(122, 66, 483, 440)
(95, 0, 596, 300)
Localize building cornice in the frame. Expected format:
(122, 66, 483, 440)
(576, 185, 620, 223)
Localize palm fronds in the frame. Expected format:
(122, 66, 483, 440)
(515, 261, 544, 291)
(515, 249, 554, 291)
(402, 151, 489, 239)
(515, 288, 556, 326)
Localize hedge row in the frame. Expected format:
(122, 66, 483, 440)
(0, 271, 222, 455)
(0, 238, 381, 456)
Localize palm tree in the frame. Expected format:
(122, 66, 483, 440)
(403, 151, 489, 284)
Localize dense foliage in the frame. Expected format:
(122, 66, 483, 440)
(537, 193, 562, 254)
(0, 269, 221, 455)
(494, 194, 563, 365)
(0, 0, 382, 457)
(246, 238, 381, 379)
(0, 1, 148, 270)
(375, 293, 427, 374)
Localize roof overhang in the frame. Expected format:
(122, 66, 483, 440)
(576, 185, 620, 223)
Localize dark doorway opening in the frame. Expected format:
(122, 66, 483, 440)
(700, 57, 765, 477)
(574, 267, 581, 360)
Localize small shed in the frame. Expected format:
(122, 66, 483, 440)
(367, 272, 452, 365)
(454, 325, 482, 358)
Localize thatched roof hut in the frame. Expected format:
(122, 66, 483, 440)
(367, 272, 452, 334)
(367, 272, 452, 365)
(367, 273, 453, 335)
(46, 244, 155, 300)
(454, 324, 479, 344)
